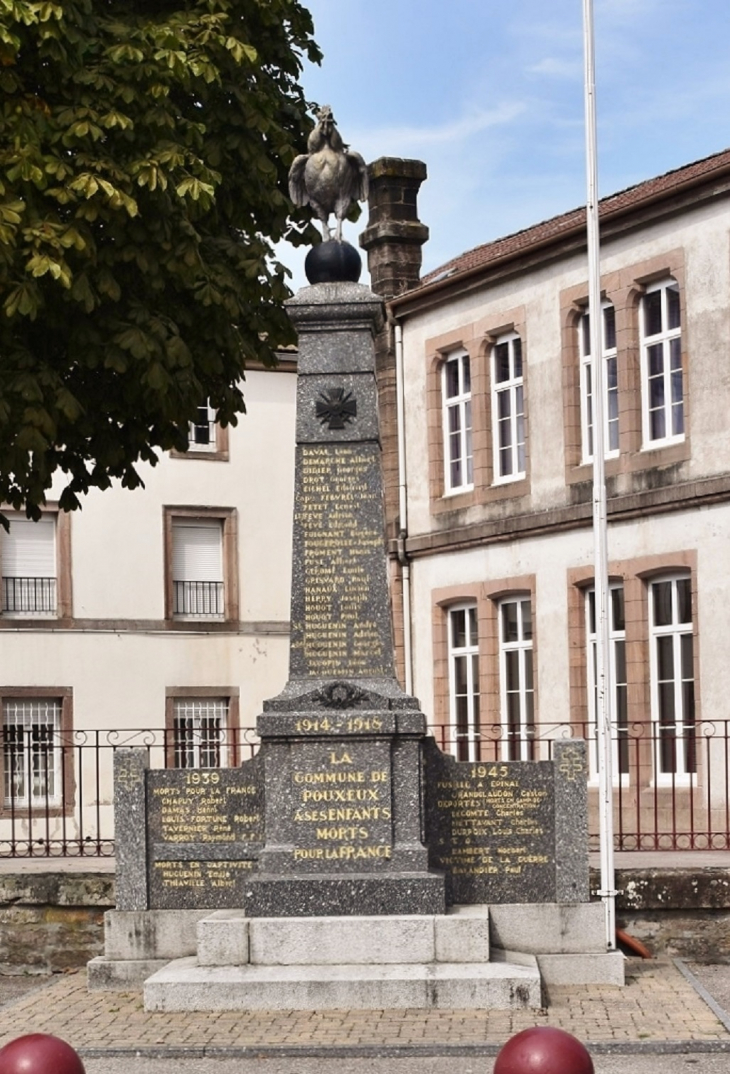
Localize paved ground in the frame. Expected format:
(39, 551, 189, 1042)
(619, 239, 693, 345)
(1, 959, 729, 1060)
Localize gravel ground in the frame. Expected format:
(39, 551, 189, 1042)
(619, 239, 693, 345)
(0, 973, 57, 1007)
(687, 963, 730, 1016)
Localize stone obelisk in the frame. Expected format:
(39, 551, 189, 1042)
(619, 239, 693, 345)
(245, 277, 444, 916)
(243, 111, 444, 916)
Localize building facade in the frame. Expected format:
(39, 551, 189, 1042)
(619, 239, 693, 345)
(0, 362, 296, 854)
(373, 149, 730, 850)
(4, 147, 730, 857)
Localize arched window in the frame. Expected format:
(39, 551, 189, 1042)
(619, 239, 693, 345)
(491, 333, 525, 482)
(649, 574, 695, 780)
(447, 603, 480, 761)
(579, 303, 618, 461)
(640, 279, 683, 445)
(498, 596, 534, 759)
(441, 349, 473, 493)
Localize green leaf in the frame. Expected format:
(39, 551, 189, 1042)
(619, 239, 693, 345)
(0, 0, 321, 517)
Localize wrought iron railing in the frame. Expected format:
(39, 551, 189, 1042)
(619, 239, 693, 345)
(0, 726, 259, 858)
(430, 718, 730, 851)
(172, 580, 224, 617)
(2, 576, 57, 614)
(1, 720, 729, 857)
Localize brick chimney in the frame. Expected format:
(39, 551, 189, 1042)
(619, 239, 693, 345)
(359, 158, 429, 299)
(359, 159, 428, 689)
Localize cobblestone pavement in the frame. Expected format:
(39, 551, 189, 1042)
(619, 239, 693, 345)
(0, 960, 728, 1054)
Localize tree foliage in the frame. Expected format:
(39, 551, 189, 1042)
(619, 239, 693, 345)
(0, 0, 321, 517)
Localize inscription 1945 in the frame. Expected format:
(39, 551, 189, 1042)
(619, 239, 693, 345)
(425, 750, 556, 904)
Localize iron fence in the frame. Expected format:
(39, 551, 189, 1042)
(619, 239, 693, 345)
(0, 726, 260, 858)
(1, 720, 729, 857)
(430, 718, 730, 851)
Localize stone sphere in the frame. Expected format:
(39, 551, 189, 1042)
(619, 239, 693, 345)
(493, 1027, 594, 1074)
(0, 1033, 86, 1074)
(305, 240, 362, 284)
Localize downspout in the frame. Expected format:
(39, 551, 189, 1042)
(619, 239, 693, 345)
(394, 321, 413, 695)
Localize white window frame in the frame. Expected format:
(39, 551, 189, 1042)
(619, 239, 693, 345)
(2, 698, 62, 808)
(585, 585, 629, 785)
(441, 349, 473, 494)
(447, 604, 480, 762)
(188, 400, 217, 453)
(172, 697, 228, 769)
(498, 596, 534, 760)
(1, 514, 57, 618)
(640, 278, 683, 448)
(491, 332, 525, 484)
(579, 303, 619, 463)
(171, 518, 224, 619)
(649, 574, 695, 784)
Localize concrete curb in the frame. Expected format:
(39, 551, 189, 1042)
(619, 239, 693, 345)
(75, 1039, 730, 1059)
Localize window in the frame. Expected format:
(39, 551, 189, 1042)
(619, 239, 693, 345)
(586, 585, 628, 780)
(1, 514, 56, 616)
(579, 304, 619, 461)
(165, 508, 238, 623)
(2, 697, 62, 808)
(491, 333, 525, 482)
(649, 575, 695, 780)
(172, 697, 228, 768)
(498, 597, 534, 759)
(442, 350, 473, 493)
(172, 518, 224, 618)
(189, 401, 218, 452)
(640, 279, 683, 446)
(447, 605, 480, 761)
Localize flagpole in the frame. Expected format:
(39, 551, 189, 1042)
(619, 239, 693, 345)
(582, 0, 616, 950)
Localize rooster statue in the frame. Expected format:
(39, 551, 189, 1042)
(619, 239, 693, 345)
(288, 105, 369, 243)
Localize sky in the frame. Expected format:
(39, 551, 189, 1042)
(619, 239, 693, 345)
(279, 0, 730, 289)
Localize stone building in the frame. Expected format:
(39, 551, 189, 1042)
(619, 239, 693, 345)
(362, 147, 730, 851)
(0, 362, 296, 853)
(3, 146, 730, 858)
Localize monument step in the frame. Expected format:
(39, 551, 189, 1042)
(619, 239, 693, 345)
(143, 955, 542, 1011)
(241, 873, 446, 917)
(197, 908, 491, 966)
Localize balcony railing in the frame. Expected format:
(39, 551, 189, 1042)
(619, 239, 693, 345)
(2, 576, 57, 615)
(172, 580, 224, 618)
(1, 720, 729, 857)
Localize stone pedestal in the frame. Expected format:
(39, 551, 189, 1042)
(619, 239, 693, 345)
(89, 277, 625, 1006)
(243, 281, 444, 916)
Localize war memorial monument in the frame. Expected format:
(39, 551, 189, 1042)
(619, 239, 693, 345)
(88, 109, 623, 1010)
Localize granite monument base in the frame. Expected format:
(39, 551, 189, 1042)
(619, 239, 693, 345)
(143, 907, 543, 1011)
(241, 872, 445, 917)
(90, 901, 624, 1002)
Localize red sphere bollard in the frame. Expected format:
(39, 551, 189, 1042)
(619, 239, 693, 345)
(0, 1033, 85, 1074)
(494, 1027, 594, 1074)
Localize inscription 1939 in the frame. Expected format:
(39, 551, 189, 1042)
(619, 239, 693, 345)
(146, 766, 264, 909)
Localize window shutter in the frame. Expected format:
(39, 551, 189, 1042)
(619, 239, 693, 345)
(172, 521, 223, 582)
(2, 518, 56, 578)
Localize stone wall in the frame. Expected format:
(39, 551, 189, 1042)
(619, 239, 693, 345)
(592, 866, 730, 963)
(0, 872, 114, 975)
(1, 866, 729, 973)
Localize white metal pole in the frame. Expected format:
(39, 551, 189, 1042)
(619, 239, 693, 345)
(394, 323, 414, 694)
(582, 0, 617, 950)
